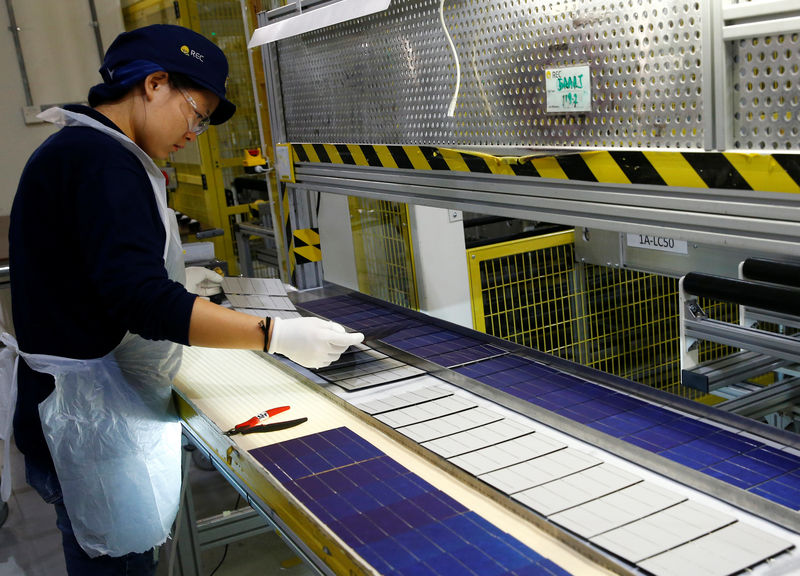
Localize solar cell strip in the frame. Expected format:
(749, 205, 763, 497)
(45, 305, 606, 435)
(320, 357, 405, 380)
(590, 500, 737, 564)
(637, 522, 793, 576)
(513, 464, 642, 517)
(355, 384, 453, 415)
(336, 365, 425, 391)
(549, 482, 687, 538)
(400, 407, 506, 444)
(422, 419, 536, 459)
(479, 448, 602, 495)
(449, 433, 566, 476)
(374, 395, 477, 428)
(249, 427, 574, 576)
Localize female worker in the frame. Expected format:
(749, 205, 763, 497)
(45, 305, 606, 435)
(7, 24, 362, 575)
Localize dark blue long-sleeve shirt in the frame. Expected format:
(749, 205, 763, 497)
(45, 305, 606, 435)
(9, 105, 196, 466)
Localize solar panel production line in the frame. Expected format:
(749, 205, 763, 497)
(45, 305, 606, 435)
(297, 292, 800, 514)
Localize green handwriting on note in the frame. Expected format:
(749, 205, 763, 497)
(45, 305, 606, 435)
(545, 65, 591, 113)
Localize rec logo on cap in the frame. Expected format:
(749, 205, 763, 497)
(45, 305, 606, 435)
(180, 44, 205, 62)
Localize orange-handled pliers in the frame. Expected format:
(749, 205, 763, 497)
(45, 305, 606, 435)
(224, 405, 290, 436)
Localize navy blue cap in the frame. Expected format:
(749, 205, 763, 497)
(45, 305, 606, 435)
(88, 24, 235, 125)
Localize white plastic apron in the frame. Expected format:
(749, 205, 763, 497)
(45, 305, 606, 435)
(1, 107, 187, 557)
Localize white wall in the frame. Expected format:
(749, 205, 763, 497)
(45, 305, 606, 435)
(409, 205, 472, 329)
(1, 0, 124, 216)
(318, 192, 358, 290)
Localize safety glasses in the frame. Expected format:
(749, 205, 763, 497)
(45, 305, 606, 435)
(178, 88, 211, 135)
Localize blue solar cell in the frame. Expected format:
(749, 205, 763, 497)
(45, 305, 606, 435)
(360, 478, 406, 507)
(594, 392, 648, 412)
(661, 416, 720, 439)
(353, 545, 394, 575)
(476, 537, 534, 571)
(390, 559, 441, 576)
(624, 425, 697, 452)
(704, 467, 754, 490)
(588, 411, 658, 436)
(427, 345, 506, 368)
(294, 474, 332, 499)
(387, 474, 435, 500)
(293, 450, 330, 476)
(626, 403, 681, 426)
(660, 449, 709, 471)
(381, 324, 441, 342)
(554, 399, 626, 423)
(728, 453, 792, 479)
(341, 487, 383, 514)
(708, 460, 776, 488)
(360, 456, 410, 481)
(527, 395, 564, 412)
(273, 458, 314, 481)
(386, 499, 434, 528)
(750, 478, 800, 510)
(705, 430, 763, 454)
(659, 443, 725, 469)
(394, 530, 445, 562)
(479, 355, 532, 372)
(342, 513, 389, 544)
(409, 491, 467, 520)
(417, 521, 469, 552)
(424, 552, 477, 576)
(676, 437, 741, 462)
(317, 468, 360, 493)
(744, 446, 800, 474)
(315, 493, 354, 520)
(449, 545, 507, 576)
(363, 507, 412, 536)
(535, 386, 599, 407)
(486, 369, 542, 388)
(453, 362, 506, 379)
(327, 518, 365, 546)
(513, 360, 560, 378)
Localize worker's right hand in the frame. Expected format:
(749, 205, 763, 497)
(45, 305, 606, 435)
(185, 266, 223, 297)
(268, 316, 364, 369)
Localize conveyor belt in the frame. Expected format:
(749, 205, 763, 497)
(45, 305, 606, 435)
(299, 292, 800, 513)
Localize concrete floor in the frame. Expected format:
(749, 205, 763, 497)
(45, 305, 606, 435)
(0, 439, 317, 576)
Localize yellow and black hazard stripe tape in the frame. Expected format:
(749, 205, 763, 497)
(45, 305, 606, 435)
(289, 143, 800, 194)
(280, 185, 295, 282)
(293, 228, 322, 265)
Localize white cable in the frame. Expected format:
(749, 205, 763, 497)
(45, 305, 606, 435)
(439, 0, 461, 117)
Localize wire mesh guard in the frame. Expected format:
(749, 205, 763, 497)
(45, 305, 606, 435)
(348, 197, 419, 310)
(470, 235, 737, 398)
(276, 0, 706, 149)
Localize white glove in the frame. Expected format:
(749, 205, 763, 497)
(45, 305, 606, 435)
(268, 316, 364, 369)
(184, 266, 223, 297)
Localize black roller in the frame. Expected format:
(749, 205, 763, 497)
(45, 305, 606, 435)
(742, 258, 800, 289)
(683, 272, 800, 317)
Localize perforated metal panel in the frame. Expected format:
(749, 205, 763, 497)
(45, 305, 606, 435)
(276, 0, 706, 148)
(731, 32, 800, 150)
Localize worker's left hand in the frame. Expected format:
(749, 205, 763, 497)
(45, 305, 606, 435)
(185, 266, 224, 297)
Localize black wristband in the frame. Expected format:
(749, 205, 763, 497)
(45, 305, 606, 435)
(258, 317, 272, 352)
